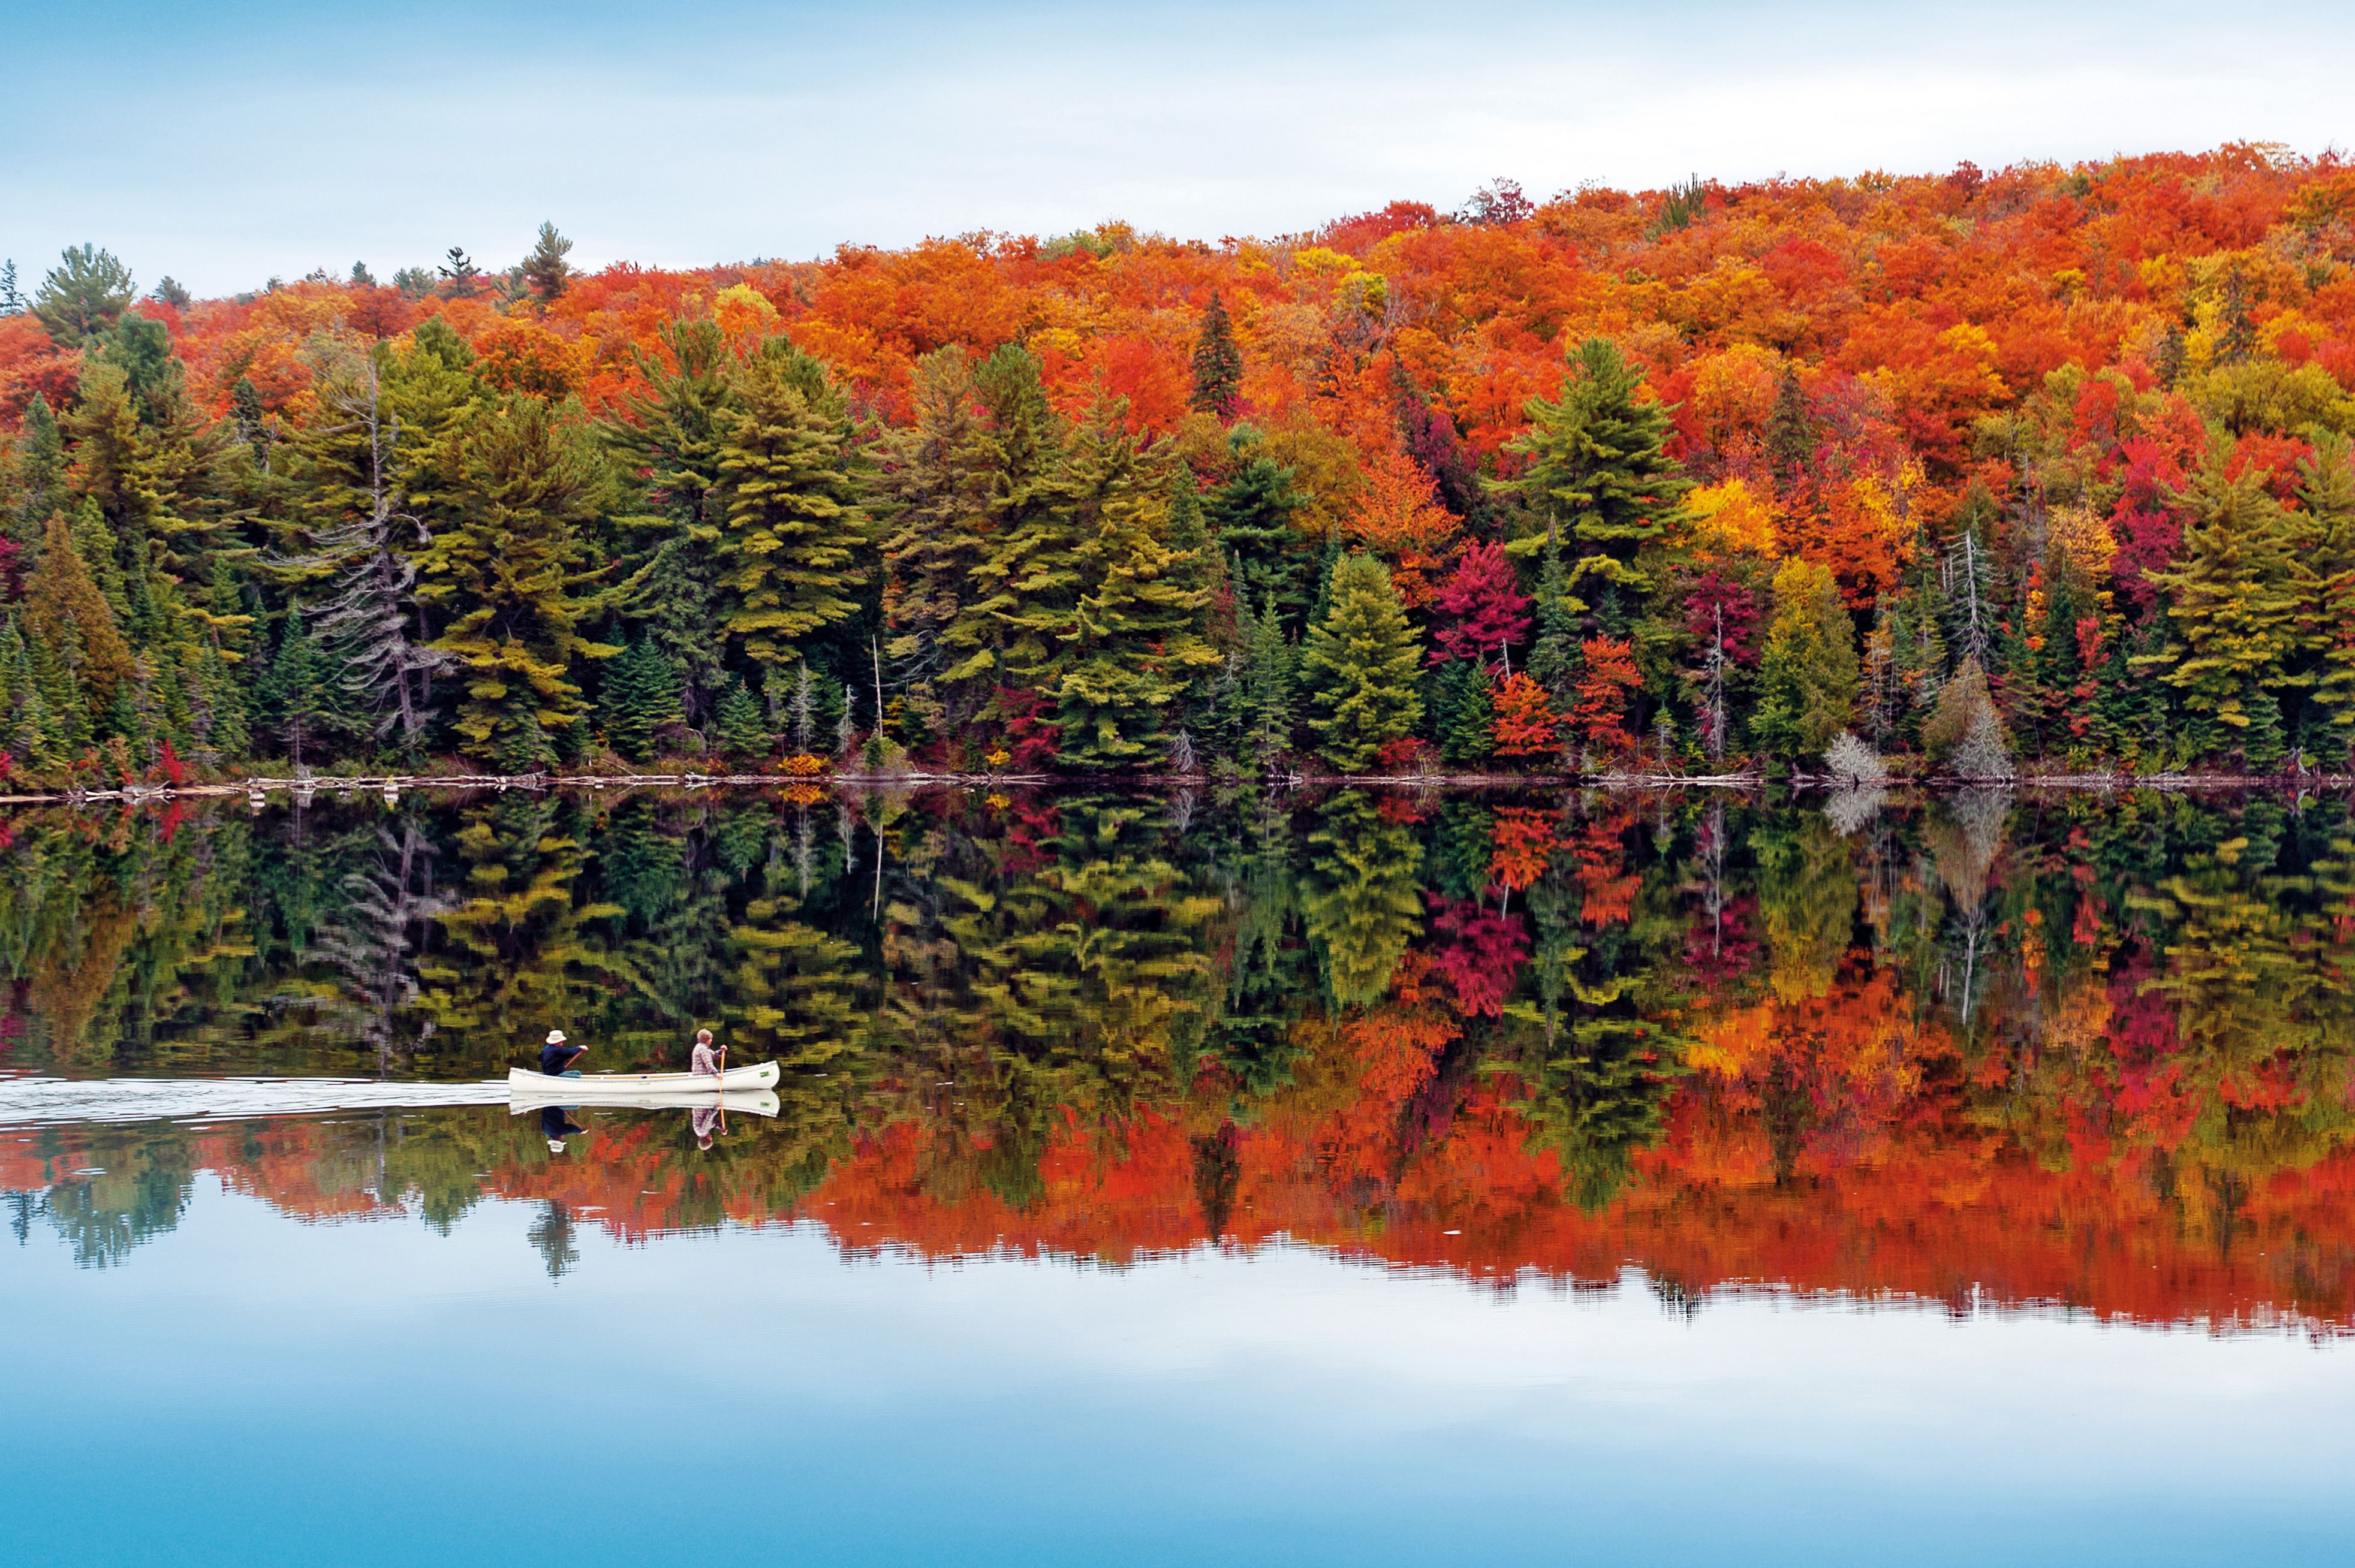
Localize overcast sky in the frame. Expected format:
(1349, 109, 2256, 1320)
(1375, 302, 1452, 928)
(5, 0, 2350, 297)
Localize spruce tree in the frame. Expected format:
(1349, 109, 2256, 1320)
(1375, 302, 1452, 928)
(2133, 451, 2302, 767)
(1431, 659, 1496, 765)
(1238, 593, 1296, 767)
(1299, 553, 1423, 771)
(9, 394, 64, 554)
(0, 260, 23, 315)
(26, 509, 139, 725)
(521, 222, 574, 303)
(1189, 291, 1243, 418)
(1526, 525, 1577, 694)
(1208, 427, 1308, 630)
(31, 244, 135, 348)
(713, 676, 772, 763)
(0, 617, 47, 766)
(2296, 434, 2355, 765)
(261, 610, 333, 767)
(417, 396, 614, 768)
(32, 615, 89, 759)
(1028, 399, 1218, 767)
(1751, 556, 1860, 765)
(1163, 471, 1228, 741)
(711, 340, 869, 672)
(600, 638, 683, 762)
(1504, 337, 1691, 633)
(878, 347, 996, 746)
(1763, 363, 1815, 479)
(197, 641, 249, 764)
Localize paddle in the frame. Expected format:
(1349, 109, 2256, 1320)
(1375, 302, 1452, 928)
(716, 1041, 727, 1137)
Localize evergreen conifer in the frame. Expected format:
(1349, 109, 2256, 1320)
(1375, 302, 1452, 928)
(1208, 428, 1308, 630)
(714, 676, 772, 762)
(1504, 337, 1692, 632)
(600, 638, 684, 761)
(711, 341, 868, 671)
(1189, 291, 1243, 418)
(1300, 553, 1423, 771)
(417, 396, 613, 767)
(1752, 557, 1860, 764)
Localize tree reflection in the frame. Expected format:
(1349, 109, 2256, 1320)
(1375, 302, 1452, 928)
(2, 784, 2355, 1332)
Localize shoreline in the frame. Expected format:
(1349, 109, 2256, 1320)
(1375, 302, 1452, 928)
(0, 765, 2344, 807)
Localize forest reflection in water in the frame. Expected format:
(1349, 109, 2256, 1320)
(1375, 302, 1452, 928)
(4, 781, 2354, 1333)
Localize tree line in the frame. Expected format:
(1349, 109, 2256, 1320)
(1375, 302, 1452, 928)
(5, 150, 2355, 782)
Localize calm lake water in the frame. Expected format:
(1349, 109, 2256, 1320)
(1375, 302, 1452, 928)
(4, 783, 2353, 1565)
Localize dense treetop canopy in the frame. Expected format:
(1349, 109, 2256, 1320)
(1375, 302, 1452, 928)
(3, 146, 2354, 781)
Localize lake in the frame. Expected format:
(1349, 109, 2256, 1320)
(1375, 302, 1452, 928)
(3, 783, 2353, 1566)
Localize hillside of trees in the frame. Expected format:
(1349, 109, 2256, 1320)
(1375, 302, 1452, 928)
(7, 146, 2355, 783)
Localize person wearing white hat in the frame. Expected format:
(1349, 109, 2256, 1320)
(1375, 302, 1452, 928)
(538, 1029, 588, 1077)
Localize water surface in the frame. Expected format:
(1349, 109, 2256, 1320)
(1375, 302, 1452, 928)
(4, 785, 2353, 1564)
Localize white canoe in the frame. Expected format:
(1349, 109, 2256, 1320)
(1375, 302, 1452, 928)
(507, 1062, 781, 1096)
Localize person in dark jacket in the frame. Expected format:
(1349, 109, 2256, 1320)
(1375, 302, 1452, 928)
(540, 1029, 588, 1076)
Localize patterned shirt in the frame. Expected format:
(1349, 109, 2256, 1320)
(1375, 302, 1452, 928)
(691, 1041, 722, 1075)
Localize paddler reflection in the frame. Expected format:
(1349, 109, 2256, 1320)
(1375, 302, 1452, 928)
(541, 1103, 585, 1153)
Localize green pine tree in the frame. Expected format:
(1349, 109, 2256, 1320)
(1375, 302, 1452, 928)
(1299, 553, 1423, 771)
(2293, 433, 2355, 766)
(521, 222, 574, 303)
(261, 609, 333, 767)
(713, 676, 772, 763)
(417, 396, 616, 769)
(1028, 399, 1218, 768)
(1504, 337, 1692, 634)
(1189, 290, 1243, 418)
(712, 340, 869, 672)
(600, 638, 685, 762)
(945, 344, 1064, 708)
(1209, 427, 1309, 631)
(31, 244, 136, 348)
(1751, 556, 1859, 765)
(1238, 593, 1296, 767)
(2133, 450, 2302, 768)
(878, 347, 998, 747)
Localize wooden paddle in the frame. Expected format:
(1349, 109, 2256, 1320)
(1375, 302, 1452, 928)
(716, 1041, 727, 1136)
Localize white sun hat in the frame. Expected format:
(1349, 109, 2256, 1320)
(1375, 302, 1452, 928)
(546, 1029, 568, 1045)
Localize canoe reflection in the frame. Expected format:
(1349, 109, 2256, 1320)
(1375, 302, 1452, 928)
(514, 1089, 782, 1154)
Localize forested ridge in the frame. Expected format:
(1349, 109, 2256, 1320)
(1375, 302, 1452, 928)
(8, 145, 2355, 783)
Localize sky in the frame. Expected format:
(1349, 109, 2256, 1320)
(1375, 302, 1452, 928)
(3, 0, 2350, 297)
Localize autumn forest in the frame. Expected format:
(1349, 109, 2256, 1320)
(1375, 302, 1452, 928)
(6, 146, 2355, 785)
